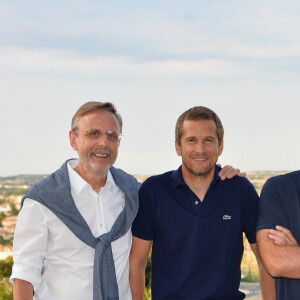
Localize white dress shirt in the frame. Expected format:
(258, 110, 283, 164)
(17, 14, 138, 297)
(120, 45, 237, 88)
(11, 159, 132, 300)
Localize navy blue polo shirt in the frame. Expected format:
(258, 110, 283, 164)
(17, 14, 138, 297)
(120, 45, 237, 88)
(257, 171, 300, 300)
(132, 165, 259, 300)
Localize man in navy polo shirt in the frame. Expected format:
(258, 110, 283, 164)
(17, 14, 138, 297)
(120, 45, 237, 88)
(130, 106, 272, 300)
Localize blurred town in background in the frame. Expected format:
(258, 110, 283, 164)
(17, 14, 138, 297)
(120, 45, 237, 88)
(0, 171, 288, 299)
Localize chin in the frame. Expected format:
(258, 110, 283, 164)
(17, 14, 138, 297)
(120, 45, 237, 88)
(192, 167, 214, 177)
(89, 165, 109, 175)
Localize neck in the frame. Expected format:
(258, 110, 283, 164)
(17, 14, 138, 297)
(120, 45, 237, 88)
(181, 167, 215, 201)
(74, 165, 107, 193)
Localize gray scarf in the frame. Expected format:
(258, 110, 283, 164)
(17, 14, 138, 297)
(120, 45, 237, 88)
(22, 160, 139, 300)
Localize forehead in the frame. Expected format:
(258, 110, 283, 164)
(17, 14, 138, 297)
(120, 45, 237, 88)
(77, 110, 120, 131)
(181, 119, 218, 137)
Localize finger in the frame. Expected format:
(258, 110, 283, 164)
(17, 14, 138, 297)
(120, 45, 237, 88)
(221, 172, 235, 180)
(275, 225, 291, 234)
(227, 169, 240, 179)
(268, 229, 286, 238)
(268, 230, 297, 247)
(218, 166, 234, 180)
(275, 226, 294, 240)
(268, 234, 286, 246)
(273, 239, 285, 246)
(269, 230, 293, 245)
(238, 172, 246, 177)
(275, 226, 298, 245)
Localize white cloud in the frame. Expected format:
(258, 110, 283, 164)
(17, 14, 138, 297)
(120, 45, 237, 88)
(1, 1, 300, 176)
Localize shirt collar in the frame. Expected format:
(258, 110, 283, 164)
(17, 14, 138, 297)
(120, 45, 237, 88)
(170, 164, 222, 188)
(67, 159, 117, 194)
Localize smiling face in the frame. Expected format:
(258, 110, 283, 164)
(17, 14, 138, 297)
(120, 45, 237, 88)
(176, 119, 223, 179)
(69, 109, 121, 181)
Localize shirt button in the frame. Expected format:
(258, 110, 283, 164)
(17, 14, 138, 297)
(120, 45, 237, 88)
(100, 224, 103, 227)
(195, 201, 199, 205)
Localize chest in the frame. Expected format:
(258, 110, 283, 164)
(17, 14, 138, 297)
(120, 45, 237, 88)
(153, 188, 244, 247)
(73, 187, 125, 236)
(46, 212, 132, 263)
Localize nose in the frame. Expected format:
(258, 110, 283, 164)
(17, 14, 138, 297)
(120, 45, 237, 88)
(96, 133, 109, 146)
(196, 141, 205, 152)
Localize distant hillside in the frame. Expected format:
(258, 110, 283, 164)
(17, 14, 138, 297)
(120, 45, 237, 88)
(246, 171, 289, 195)
(0, 171, 291, 196)
(0, 175, 47, 186)
(0, 175, 47, 197)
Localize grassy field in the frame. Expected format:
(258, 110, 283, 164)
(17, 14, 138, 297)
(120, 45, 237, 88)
(241, 237, 260, 281)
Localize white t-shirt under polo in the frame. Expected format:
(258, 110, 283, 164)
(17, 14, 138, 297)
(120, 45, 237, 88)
(11, 159, 132, 300)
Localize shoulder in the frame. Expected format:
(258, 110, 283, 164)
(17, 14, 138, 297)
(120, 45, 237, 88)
(141, 171, 174, 189)
(110, 166, 139, 185)
(271, 170, 300, 184)
(221, 175, 256, 192)
(218, 176, 259, 209)
(262, 171, 300, 194)
(260, 171, 300, 205)
(20, 197, 57, 222)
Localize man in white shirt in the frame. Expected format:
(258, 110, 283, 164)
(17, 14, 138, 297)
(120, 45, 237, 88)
(11, 101, 243, 300)
(11, 101, 139, 300)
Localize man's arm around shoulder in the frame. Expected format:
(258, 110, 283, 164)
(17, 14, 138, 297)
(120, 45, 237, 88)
(130, 236, 152, 300)
(13, 278, 33, 300)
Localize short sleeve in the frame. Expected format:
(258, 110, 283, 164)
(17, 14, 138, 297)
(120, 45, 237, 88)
(132, 181, 154, 241)
(242, 180, 259, 244)
(257, 177, 287, 231)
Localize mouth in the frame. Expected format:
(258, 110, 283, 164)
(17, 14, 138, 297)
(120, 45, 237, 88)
(94, 153, 109, 158)
(90, 149, 111, 160)
(194, 157, 207, 162)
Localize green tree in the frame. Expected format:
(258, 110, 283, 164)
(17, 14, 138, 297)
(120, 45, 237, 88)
(0, 257, 13, 280)
(9, 204, 19, 216)
(0, 281, 12, 300)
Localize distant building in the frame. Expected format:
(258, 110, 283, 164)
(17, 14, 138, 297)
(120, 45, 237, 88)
(2, 216, 17, 230)
(0, 228, 13, 240)
(0, 204, 11, 214)
(12, 195, 22, 210)
(0, 215, 17, 242)
(0, 245, 12, 259)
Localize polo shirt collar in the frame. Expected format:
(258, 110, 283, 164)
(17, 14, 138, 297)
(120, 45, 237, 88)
(67, 159, 117, 194)
(170, 164, 222, 187)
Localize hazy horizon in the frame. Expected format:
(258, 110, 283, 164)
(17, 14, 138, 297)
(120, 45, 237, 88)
(0, 169, 292, 178)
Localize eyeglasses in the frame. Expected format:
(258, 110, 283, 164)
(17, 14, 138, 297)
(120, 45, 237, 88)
(74, 128, 122, 143)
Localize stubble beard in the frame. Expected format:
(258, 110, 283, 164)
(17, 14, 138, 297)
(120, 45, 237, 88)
(183, 161, 214, 179)
(82, 148, 117, 176)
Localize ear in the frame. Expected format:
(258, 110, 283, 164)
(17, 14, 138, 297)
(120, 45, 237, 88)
(175, 141, 182, 156)
(218, 140, 224, 156)
(69, 130, 78, 151)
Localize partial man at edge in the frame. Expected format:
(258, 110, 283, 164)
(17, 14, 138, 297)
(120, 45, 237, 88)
(257, 171, 300, 300)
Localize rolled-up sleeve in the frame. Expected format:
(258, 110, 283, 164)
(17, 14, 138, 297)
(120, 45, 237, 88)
(10, 199, 49, 286)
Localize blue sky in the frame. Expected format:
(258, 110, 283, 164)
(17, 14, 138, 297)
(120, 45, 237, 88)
(1, 0, 300, 176)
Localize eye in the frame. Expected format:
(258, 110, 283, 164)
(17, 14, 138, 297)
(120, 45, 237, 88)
(105, 131, 119, 141)
(87, 130, 100, 138)
(204, 138, 214, 143)
(187, 137, 196, 143)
